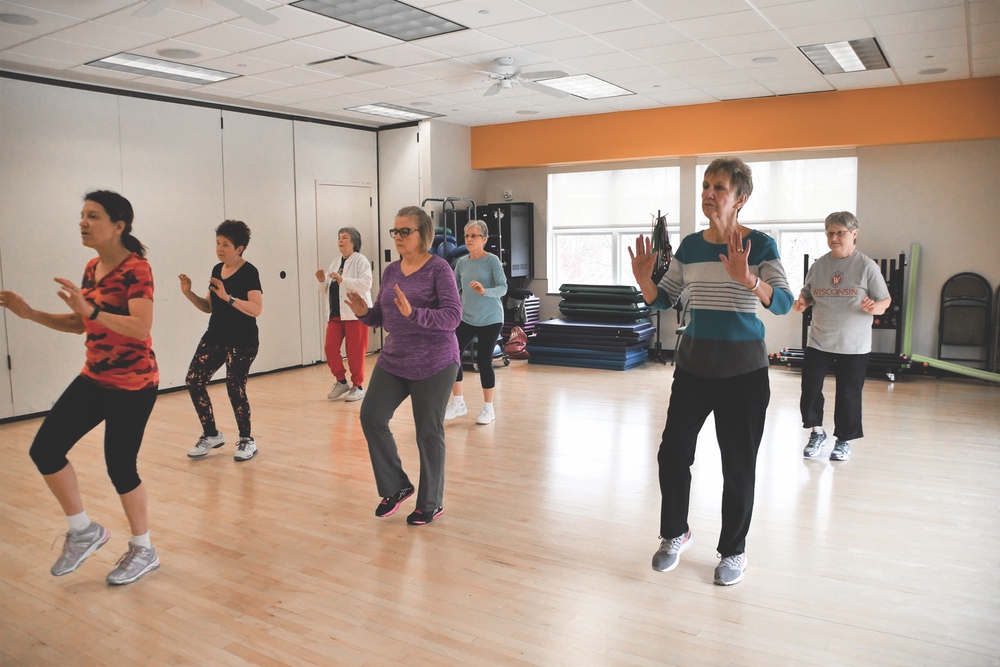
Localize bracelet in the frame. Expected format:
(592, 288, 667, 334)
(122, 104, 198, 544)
(748, 276, 760, 291)
(228, 295, 236, 305)
(88, 304, 101, 320)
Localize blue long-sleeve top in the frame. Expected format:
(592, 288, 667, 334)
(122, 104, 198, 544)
(454, 253, 507, 326)
(650, 230, 793, 378)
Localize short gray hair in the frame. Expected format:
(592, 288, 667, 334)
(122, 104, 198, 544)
(824, 211, 859, 231)
(464, 220, 488, 238)
(338, 227, 361, 252)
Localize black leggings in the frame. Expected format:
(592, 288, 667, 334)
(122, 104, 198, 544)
(30, 376, 157, 495)
(185, 337, 258, 438)
(454, 321, 504, 388)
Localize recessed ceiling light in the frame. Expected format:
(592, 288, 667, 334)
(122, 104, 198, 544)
(0, 13, 38, 25)
(345, 103, 443, 121)
(87, 53, 239, 84)
(799, 38, 889, 75)
(156, 48, 201, 60)
(752, 56, 779, 64)
(536, 74, 633, 100)
(290, 0, 467, 41)
(918, 68, 948, 75)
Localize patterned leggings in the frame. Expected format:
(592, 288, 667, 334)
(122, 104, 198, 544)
(186, 337, 258, 438)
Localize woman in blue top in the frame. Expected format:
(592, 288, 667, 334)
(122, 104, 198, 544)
(630, 157, 793, 586)
(445, 220, 508, 425)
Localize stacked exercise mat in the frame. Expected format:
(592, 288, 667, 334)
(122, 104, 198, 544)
(528, 284, 655, 371)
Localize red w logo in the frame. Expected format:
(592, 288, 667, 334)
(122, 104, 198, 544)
(832, 273, 843, 286)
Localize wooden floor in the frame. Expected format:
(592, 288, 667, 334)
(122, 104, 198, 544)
(1, 356, 998, 666)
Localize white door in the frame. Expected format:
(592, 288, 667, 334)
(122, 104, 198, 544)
(316, 183, 378, 354)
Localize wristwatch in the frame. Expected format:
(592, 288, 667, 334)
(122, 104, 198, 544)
(228, 295, 236, 305)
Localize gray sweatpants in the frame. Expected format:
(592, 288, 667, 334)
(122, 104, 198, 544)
(359, 362, 458, 513)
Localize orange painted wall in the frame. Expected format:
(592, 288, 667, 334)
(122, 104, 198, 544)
(471, 77, 1000, 170)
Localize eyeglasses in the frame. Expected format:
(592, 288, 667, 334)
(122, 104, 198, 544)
(826, 229, 854, 239)
(464, 234, 484, 239)
(389, 227, 419, 238)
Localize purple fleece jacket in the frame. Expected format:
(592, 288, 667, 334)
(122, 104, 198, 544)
(359, 254, 462, 380)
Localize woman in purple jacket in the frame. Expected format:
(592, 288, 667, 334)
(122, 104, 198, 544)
(345, 206, 462, 526)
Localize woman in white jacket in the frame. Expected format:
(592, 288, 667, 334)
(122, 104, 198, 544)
(315, 227, 373, 402)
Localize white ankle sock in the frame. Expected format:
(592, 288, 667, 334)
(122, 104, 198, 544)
(483, 402, 493, 409)
(67, 511, 91, 533)
(812, 427, 824, 434)
(452, 397, 465, 406)
(130, 532, 151, 548)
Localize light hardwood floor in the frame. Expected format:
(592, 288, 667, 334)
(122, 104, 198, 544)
(1, 357, 998, 666)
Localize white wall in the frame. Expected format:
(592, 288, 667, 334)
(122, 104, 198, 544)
(0, 77, 378, 418)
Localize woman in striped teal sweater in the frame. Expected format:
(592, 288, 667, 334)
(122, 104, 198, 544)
(630, 157, 793, 586)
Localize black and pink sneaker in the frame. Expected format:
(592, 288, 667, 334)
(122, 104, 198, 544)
(406, 507, 443, 525)
(375, 486, 414, 518)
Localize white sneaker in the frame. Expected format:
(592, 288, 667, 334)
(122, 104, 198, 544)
(345, 386, 365, 402)
(233, 437, 257, 461)
(187, 431, 225, 458)
(475, 405, 495, 425)
(327, 381, 350, 400)
(445, 400, 467, 420)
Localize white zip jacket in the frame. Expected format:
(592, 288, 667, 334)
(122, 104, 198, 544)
(318, 251, 373, 322)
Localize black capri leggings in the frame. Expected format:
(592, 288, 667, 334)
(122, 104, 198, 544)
(29, 375, 158, 495)
(454, 321, 504, 388)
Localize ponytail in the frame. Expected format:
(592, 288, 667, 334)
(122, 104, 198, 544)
(121, 231, 147, 257)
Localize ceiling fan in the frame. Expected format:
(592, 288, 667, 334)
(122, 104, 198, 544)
(133, 0, 278, 25)
(475, 57, 569, 98)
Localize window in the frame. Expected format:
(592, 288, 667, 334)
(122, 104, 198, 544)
(548, 166, 680, 288)
(547, 155, 857, 293)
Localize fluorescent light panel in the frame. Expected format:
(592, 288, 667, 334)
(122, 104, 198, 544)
(537, 74, 633, 100)
(799, 38, 889, 75)
(346, 103, 443, 121)
(290, 0, 466, 41)
(87, 53, 238, 84)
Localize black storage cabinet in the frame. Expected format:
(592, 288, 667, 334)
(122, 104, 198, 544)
(477, 202, 534, 279)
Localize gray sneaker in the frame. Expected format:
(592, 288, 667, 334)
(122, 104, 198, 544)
(106, 542, 159, 585)
(327, 381, 350, 400)
(803, 431, 827, 458)
(188, 431, 225, 458)
(234, 436, 257, 461)
(651, 530, 693, 572)
(714, 553, 747, 586)
(830, 440, 851, 461)
(51, 521, 110, 576)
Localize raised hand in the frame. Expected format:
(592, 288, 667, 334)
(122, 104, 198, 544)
(344, 291, 369, 317)
(628, 234, 658, 285)
(54, 277, 91, 316)
(0, 290, 33, 319)
(393, 284, 412, 318)
(179, 273, 193, 294)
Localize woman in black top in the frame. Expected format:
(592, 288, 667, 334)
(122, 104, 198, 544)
(179, 220, 264, 461)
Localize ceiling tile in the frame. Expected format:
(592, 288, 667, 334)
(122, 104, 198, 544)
(49, 20, 160, 53)
(760, 0, 864, 30)
(430, 0, 544, 28)
(198, 51, 286, 75)
(762, 76, 834, 95)
(555, 2, 665, 35)
(699, 30, 792, 56)
(296, 25, 397, 54)
(596, 22, 689, 50)
(631, 41, 715, 66)
(524, 34, 617, 60)
(480, 16, 585, 45)
(780, 20, 873, 46)
(242, 38, 340, 66)
(672, 11, 773, 40)
(95, 5, 215, 38)
(642, 0, 756, 22)
(179, 22, 284, 53)
(354, 42, 449, 68)
(867, 5, 966, 36)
